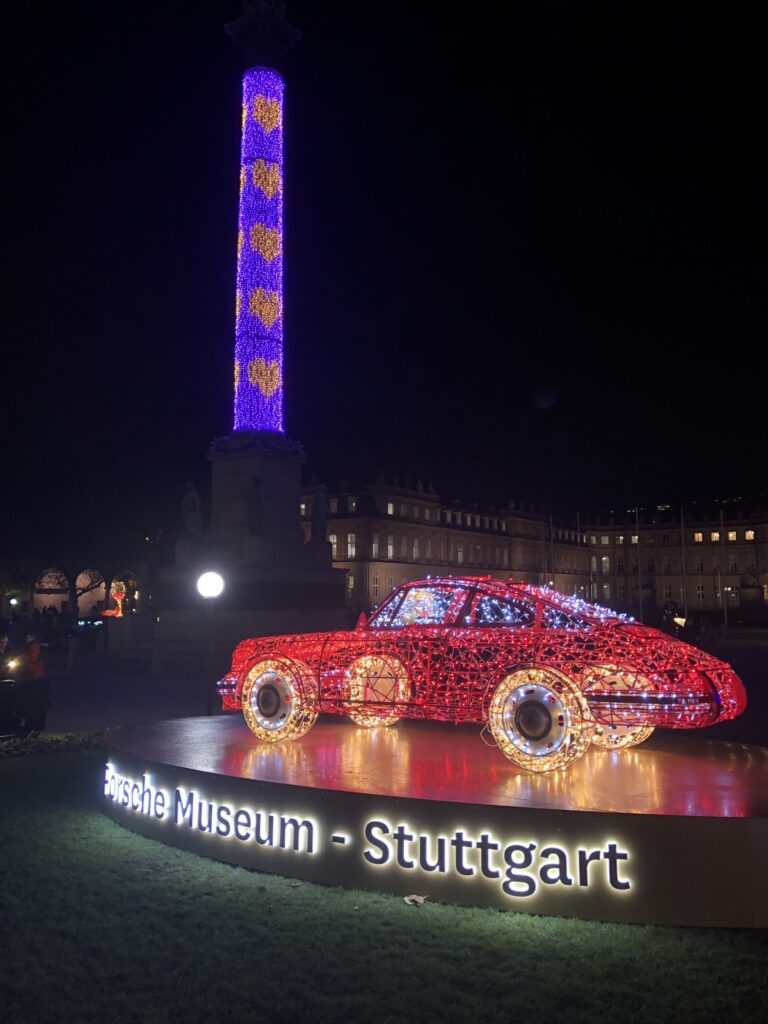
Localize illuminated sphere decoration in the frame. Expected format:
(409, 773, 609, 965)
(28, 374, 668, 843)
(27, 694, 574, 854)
(197, 571, 225, 599)
(233, 67, 285, 433)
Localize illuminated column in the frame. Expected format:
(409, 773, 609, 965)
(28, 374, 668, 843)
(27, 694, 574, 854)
(233, 67, 284, 433)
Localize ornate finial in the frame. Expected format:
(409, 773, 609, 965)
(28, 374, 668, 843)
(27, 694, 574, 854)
(225, 1, 302, 67)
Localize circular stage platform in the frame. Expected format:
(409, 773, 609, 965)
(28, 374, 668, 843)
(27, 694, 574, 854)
(102, 716, 768, 928)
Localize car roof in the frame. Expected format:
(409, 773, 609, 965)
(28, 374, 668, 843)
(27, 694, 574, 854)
(397, 576, 630, 624)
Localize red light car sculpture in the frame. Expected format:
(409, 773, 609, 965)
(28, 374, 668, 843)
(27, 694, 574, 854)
(218, 577, 747, 772)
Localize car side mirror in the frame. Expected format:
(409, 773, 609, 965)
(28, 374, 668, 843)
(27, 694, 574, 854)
(356, 611, 368, 630)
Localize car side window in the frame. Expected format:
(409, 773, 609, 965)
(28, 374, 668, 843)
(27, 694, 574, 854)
(471, 594, 535, 627)
(372, 586, 469, 627)
(541, 605, 591, 631)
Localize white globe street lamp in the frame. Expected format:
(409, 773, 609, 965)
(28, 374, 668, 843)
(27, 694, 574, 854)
(196, 571, 225, 599)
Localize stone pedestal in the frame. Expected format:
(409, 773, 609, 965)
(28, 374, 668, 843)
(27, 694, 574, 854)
(153, 431, 347, 672)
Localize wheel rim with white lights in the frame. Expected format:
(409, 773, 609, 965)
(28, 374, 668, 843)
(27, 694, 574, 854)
(241, 658, 318, 743)
(344, 655, 409, 727)
(488, 668, 594, 772)
(592, 724, 655, 750)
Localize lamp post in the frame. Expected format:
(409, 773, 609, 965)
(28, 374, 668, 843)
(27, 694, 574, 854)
(196, 572, 225, 715)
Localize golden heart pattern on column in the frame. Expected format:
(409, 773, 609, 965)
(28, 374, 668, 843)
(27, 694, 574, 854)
(252, 159, 281, 198)
(250, 223, 281, 261)
(249, 288, 281, 328)
(253, 95, 281, 133)
(248, 358, 282, 398)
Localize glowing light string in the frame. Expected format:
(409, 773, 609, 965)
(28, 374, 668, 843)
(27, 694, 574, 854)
(233, 67, 285, 432)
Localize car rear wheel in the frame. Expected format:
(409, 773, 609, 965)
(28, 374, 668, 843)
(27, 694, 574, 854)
(344, 655, 409, 727)
(488, 667, 595, 772)
(242, 657, 318, 743)
(592, 724, 655, 749)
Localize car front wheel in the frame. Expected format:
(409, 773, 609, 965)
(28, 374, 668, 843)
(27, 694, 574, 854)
(241, 657, 318, 743)
(488, 667, 595, 772)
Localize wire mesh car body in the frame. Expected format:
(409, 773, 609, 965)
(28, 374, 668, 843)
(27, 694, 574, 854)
(218, 576, 747, 772)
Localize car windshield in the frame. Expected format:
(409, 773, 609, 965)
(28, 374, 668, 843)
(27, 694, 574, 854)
(369, 585, 469, 627)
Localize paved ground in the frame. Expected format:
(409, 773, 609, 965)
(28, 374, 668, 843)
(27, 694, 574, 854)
(41, 637, 768, 744)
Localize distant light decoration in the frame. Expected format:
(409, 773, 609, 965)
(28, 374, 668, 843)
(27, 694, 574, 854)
(220, 576, 747, 772)
(103, 580, 126, 618)
(233, 67, 285, 433)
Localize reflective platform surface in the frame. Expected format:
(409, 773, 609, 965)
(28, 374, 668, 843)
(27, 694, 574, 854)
(108, 714, 768, 819)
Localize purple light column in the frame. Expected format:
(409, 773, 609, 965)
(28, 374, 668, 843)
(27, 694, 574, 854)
(233, 67, 284, 432)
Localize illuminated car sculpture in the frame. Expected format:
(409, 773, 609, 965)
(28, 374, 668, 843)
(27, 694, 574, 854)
(218, 577, 747, 773)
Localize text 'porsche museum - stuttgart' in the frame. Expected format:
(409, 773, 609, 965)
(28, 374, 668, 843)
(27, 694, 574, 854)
(217, 576, 747, 773)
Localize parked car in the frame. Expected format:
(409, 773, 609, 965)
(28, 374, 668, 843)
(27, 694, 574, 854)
(217, 576, 747, 772)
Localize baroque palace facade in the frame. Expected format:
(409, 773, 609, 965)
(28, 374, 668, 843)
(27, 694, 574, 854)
(301, 483, 768, 620)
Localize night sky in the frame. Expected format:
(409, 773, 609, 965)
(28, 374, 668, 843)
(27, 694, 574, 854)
(2, 1, 766, 557)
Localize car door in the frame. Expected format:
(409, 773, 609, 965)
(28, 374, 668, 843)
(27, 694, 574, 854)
(427, 589, 541, 719)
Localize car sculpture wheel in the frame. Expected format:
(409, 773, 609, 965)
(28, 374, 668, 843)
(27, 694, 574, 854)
(582, 664, 657, 749)
(219, 576, 748, 773)
(241, 657, 317, 743)
(488, 667, 595, 772)
(343, 655, 409, 727)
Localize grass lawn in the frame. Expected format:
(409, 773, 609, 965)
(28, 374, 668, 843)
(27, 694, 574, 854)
(2, 748, 767, 1024)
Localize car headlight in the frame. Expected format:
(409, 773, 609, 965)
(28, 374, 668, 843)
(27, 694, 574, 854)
(6, 659, 18, 671)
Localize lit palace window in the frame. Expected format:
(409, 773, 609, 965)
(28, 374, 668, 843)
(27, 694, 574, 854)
(348, 497, 357, 513)
(372, 533, 380, 558)
(602, 583, 611, 600)
(727, 531, 737, 542)
(630, 535, 638, 545)
(329, 533, 337, 558)
(412, 538, 420, 559)
(601, 535, 609, 545)
(387, 501, 394, 516)
(711, 531, 720, 542)
(299, 502, 307, 516)
(347, 532, 356, 557)
(616, 535, 624, 544)
(387, 535, 394, 559)
(590, 556, 597, 574)
(457, 543, 464, 565)
(601, 556, 610, 574)
(694, 532, 703, 543)
(590, 535, 597, 546)
(348, 574, 355, 591)
(373, 574, 379, 598)
(746, 530, 755, 541)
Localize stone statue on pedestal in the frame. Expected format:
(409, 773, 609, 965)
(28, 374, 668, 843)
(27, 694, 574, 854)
(181, 482, 203, 540)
